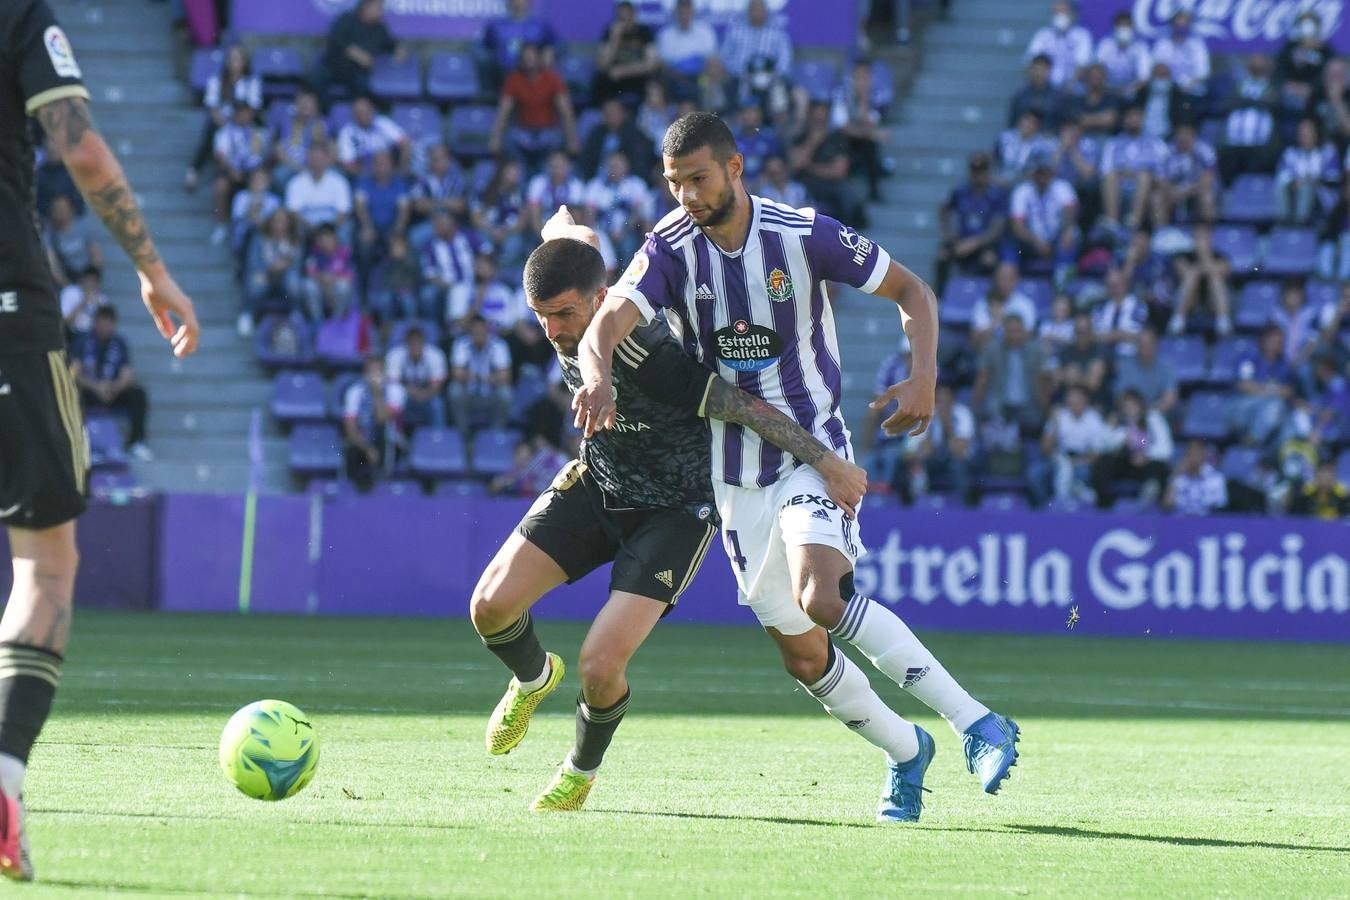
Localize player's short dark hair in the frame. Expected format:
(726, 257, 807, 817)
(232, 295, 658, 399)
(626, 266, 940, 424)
(523, 238, 607, 304)
(662, 112, 738, 163)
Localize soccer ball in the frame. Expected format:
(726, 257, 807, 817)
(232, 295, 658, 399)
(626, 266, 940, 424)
(218, 699, 320, 801)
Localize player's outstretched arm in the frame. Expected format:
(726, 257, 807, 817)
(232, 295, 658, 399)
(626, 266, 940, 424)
(868, 259, 937, 437)
(575, 295, 640, 437)
(37, 97, 200, 358)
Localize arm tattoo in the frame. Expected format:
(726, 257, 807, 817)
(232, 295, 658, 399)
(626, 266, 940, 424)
(37, 98, 161, 272)
(704, 377, 827, 465)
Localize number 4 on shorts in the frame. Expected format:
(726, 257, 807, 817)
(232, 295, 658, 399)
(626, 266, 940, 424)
(726, 529, 748, 572)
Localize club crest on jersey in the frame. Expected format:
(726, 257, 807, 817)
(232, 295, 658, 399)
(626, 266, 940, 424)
(44, 26, 82, 79)
(765, 268, 794, 302)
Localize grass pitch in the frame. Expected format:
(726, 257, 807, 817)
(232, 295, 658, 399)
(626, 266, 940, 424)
(21, 611, 1350, 897)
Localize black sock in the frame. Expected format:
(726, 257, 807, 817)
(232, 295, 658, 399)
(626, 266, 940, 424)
(570, 689, 630, 773)
(479, 613, 547, 685)
(0, 643, 63, 765)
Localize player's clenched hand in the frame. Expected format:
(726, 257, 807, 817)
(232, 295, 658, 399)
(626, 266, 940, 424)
(813, 454, 867, 519)
(139, 269, 200, 358)
(542, 205, 601, 252)
(572, 376, 616, 438)
(872, 377, 935, 437)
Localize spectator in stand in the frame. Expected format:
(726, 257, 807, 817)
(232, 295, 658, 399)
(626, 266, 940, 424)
(526, 151, 585, 236)
(595, 2, 660, 104)
(481, 0, 558, 88)
(229, 167, 279, 265)
(1049, 116, 1101, 222)
(1008, 55, 1064, 131)
(1273, 280, 1322, 370)
(721, 0, 794, 120)
(1317, 177, 1350, 280)
(456, 253, 519, 335)
(186, 44, 261, 192)
(1113, 327, 1178, 415)
(971, 261, 1037, 349)
(1101, 104, 1165, 230)
(314, 0, 404, 107)
(353, 148, 411, 270)
(636, 80, 674, 150)
(1023, 1, 1092, 89)
(450, 314, 514, 440)
(489, 42, 580, 170)
(1153, 121, 1217, 227)
(1090, 388, 1173, 509)
(35, 135, 81, 219)
(1290, 458, 1349, 518)
(1168, 225, 1234, 336)
(1009, 155, 1078, 283)
(1148, 9, 1209, 97)
(285, 141, 353, 237)
(503, 285, 553, 378)
(1095, 10, 1150, 94)
(303, 223, 355, 320)
(45, 195, 102, 284)
(830, 60, 890, 202)
(1136, 60, 1194, 139)
(1163, 439, 1227, 515)
(420, 209, 476, 324)
(579, 97, 653, 182)
(696, 56, 736, 118)
(1052, 313, 1108, 405)
(1315, 281, 1350, 366)
(367, 233, 421, 322)
(757, 154, 809, 208)
(59, 266, 107, 344)
(900, 383, 977, 506)
(995, 110, 1053, 187)
(973, 315, 1050, 434)
(732, 103, 783, 187)
(586, 150, 656, 264)
(1072, 64, 1122, 136)
(935, 152, 1006, 295)
(1308, 352, 1350, 439)
(272, 89, 330, 188)
(1318, 57, 1350, 148)
(1231, 326, 1295, 448)
(1029, 384, 1110, 507)
(385, 325, 448, 432)
(1218, 53, 1280, 184)
(243, 208, 304, 332)
(490, 439, 569, 497)
(657, 0, 717, 102)
(789, 100, 865, 225)
(473, 158, 530, 267)
(408, 143, 467, 250)
(210, 102, 272, 245)
(1093, 266, 1147, 360)
(1037, 293, 1075, 355)
(337, 94, 410, 179)
(1275, 11, 1330, 117)
(73, 306, 153, 462)
(1274, 117, 1339, 225)
(342, 354, 406, 492)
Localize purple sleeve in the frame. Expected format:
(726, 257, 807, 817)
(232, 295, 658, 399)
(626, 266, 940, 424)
(808, 212, 892, 294)
(608, 233, 686, 324)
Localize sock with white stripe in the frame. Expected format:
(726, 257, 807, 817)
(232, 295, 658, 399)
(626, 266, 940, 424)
(0, 642, 63, 797)
(479, 613, 549, 688)
(570, 689, 630, 772)
(832, 595, 989, 734)
(800, 642, 919, 764)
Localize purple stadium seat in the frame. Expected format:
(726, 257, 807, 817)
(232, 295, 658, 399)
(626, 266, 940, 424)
(1306, 279, 1340, 310)
(1208, 337, 1260, 384)
(870, 61, 895, 112)
(426, 52, 481, 103)
(1263, 227, 1318, 277)
(328, 373, 361, 419)
(288, 425, 343, 477)
(369, 479, 423, 498)
(271, 371, 328, 424)
(472, 428, 523, 477)
(189, 47, 223, 93)
(1338, 450, 1350, 484)
(1021, 279, 1053, 318)
(265, 100, 294, 134)
(793, 59, 839, 101)
(86, 416, 126, 469)
(1221, 175, 1277, 223)
(253, 47, 306, 82)
(940, 277, 987, 327)
(1198, 117, 1223, 147)
(308, 478, 356, 498)
(440, 478, 488, 498)
(391, 103, 444, 144)
(1158, 335, 1208, 385)
(1210, 224, 1259, 275)
(89, 470, 140, 498)
(1219, 446, 1263, 487)
(558, 55, 595, 104)
(1111, 496, 1159, 515)
(469, 158, 497, 195)
(910, 493, 952, 513)
(386, 319, 442, 351)
(979, 492, 1030, 513)
(448, 105, 498, 159)
(1181, 392, 1232, 441)
(410, 427, 468, 478)
(255, 315, 315, 368)
(370, 55, 423, 101)
(510, 367, 548, 424)
(1236, 281, 1280, 331)
(327, 101, 354, 134)
(576, 107, 603, 145)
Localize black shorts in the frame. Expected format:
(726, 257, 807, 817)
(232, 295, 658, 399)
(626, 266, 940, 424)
(517, 460, 718, 606)
(0, 350, 88, 530)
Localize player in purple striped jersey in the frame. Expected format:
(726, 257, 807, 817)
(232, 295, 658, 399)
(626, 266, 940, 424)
(573, 113, 1020, 820)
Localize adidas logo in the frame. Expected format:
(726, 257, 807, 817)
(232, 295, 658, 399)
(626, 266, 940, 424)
(845, 718, 870, 730)
(810, 508, 831, 521)
(695, 283, 715, 302)
(903, 665, 930, 688)
(655, 569, 674, 588)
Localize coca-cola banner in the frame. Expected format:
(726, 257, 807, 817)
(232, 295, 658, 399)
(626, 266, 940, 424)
(229, 0, 858, 49)
(1082, 1, 1350, 53)
(159, 492, 1349, 642)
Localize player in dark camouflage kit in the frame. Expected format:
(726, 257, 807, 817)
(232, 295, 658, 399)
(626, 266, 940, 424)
(469, 215, 866, 812)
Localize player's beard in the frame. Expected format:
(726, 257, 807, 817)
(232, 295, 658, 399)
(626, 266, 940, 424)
(689, 180, 737, 228)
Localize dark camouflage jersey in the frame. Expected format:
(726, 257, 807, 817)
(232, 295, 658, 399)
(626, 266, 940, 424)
(558, 317, 717, 510)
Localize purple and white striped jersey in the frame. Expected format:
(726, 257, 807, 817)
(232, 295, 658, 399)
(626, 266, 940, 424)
(609, 195, 891, 489)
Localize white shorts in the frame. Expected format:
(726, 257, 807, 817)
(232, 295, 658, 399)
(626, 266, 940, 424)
(716, 463, 863, 637)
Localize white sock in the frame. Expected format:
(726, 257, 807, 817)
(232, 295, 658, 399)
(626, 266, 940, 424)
(0, 753, 25, 799)
(801, 644, 920, 764)
(563, 755, 597, 778)
(833, 594, 989, 734)
(518, 656, 551, 693)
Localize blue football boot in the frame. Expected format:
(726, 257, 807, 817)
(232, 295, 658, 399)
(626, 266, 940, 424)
(877, 725, 935, 822)
(962, 712, 1020, 794)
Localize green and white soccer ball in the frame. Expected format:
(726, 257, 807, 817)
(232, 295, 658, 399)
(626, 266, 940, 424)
(219, 700, 320, 801)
